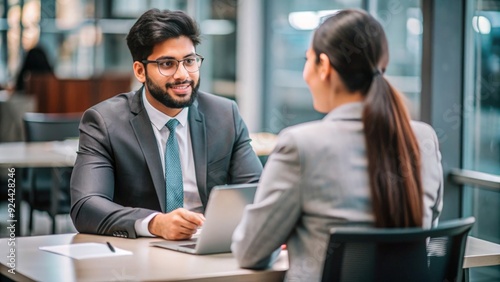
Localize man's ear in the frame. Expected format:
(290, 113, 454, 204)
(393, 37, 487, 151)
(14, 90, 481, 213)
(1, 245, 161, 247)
(133, 61, 146, 83)
(318, 53, 332, 81)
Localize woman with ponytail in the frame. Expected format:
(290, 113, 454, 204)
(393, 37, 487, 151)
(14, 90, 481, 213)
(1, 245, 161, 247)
(232, 9, 443, 281)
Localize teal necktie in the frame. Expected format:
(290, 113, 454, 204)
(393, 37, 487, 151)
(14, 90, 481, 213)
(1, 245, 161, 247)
(165, 119, 183, 213)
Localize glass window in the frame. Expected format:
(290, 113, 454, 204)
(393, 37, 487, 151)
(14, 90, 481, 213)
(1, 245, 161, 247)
(462, 0, 500, 280)
(34, 0, 187, 79)
(201, 0, 238, 99)
(262, 0, 363, 134)
(368, 0, 423, 119)
(1, 0, 235, 94)
(0, 1, 6, 85)
(262, 0, 423, 134)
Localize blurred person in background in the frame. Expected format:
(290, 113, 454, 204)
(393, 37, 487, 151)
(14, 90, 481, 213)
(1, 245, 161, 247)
(14, 45, 53, 92)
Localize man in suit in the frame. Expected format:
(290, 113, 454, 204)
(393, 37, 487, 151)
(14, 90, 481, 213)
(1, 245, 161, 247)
(70, 9, 262, 240)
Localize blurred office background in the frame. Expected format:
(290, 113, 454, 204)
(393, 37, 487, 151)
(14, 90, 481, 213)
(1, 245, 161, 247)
(0, 0, 499, 280)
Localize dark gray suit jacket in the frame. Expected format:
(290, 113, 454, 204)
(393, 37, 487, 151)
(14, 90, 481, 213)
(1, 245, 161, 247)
(70, 88, 263, 238)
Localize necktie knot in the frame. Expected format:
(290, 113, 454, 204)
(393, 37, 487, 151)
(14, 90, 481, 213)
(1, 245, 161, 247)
(166, 119, 180, 132)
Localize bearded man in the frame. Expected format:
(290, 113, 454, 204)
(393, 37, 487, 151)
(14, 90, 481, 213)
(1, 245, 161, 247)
(70, 9, 262, 240)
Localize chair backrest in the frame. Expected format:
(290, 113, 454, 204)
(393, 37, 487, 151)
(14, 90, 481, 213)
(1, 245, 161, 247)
(322, 217, 475, 282)
(23, 112, 82, 142)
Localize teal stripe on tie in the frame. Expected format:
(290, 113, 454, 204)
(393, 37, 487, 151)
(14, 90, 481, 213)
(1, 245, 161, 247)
(165, 119, 183, 213)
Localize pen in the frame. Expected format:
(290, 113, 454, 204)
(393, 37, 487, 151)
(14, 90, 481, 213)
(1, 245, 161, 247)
(106, 241, 115, 253)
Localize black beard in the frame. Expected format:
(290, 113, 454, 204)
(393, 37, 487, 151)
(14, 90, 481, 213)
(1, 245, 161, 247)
(146, 76, 200, 109)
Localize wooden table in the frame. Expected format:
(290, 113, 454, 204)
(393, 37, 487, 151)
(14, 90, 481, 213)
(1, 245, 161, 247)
(0, 234, 498, 281)
(0, 233, 288, 282)
(464, 237, 500, 268)
(0, 140, 78, 236)
(0, 140, 77, 168)
(0, 136, 275, 236)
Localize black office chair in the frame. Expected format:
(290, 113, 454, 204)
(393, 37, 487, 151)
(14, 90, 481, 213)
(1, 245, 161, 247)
(22, 112, 82, 234)
(321, 217, 475, 282)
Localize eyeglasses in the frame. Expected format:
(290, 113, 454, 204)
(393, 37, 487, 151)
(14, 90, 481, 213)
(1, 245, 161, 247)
(142, 54, 204, 77)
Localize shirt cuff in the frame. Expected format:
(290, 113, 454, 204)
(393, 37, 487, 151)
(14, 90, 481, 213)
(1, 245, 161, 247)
(134, 212, 160, 237)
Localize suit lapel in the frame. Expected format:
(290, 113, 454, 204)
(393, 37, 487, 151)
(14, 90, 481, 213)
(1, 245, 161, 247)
(188, 100, 208, 208)
(130, 89, 166, 212)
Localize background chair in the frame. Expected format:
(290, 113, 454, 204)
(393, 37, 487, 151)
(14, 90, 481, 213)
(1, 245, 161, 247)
(322, 217, 475, 282)
(22, 112, 82, 234)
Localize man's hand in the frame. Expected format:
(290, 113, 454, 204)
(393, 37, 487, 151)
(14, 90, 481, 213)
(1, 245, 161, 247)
(148, 208, 205, 240)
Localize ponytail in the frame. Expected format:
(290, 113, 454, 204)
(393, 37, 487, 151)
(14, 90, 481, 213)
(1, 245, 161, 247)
(362, 74, 423, 227)
(311, 9, 424, 227)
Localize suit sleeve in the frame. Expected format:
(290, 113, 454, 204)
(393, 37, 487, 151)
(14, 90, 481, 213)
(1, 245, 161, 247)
(228, 101, 263, 184)
(417, 122, 444, 228)
(430, 127, 443, 227)
(232, 130, 301, 268)
(70, 108, 157, 238)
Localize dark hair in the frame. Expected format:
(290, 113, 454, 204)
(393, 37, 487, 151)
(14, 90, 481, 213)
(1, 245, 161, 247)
(126, 9, 201, 62)
(313, 9, 424, 228)
(15, 45, 53, 91)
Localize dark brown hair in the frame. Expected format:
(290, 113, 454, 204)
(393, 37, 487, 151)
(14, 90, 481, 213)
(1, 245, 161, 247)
(126, 9, 201, 62)
(312, 9, 423, 227)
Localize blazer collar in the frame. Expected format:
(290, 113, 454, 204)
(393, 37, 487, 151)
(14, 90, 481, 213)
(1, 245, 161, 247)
(129, 88, 166, 211)
(324, 102, 364, 121)
(130, 87, 144, 114)
(187, 95, 208, 207)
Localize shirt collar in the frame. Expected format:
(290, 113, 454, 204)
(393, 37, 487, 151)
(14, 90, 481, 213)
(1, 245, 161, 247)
(142, 88, 189, 131)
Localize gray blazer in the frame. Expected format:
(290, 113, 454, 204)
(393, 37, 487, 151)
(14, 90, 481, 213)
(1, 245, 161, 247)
(70, 88, 263, 238)
(231, 102, 443, 281)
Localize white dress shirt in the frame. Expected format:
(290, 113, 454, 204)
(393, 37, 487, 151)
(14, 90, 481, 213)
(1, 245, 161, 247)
(135, 89, 203, 236)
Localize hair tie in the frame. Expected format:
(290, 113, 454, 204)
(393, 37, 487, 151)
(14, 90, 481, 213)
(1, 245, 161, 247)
(373, 69, 382, 76)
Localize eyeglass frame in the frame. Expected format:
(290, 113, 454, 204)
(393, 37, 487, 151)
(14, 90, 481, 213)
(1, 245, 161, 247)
(141, 54, 205, 77)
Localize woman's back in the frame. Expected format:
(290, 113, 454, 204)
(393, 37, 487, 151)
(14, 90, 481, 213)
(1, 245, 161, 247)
(232, 9, 443, 282)
(249, 102, 442, 280)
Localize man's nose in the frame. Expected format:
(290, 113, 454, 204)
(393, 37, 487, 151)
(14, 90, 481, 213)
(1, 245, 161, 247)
(172, 62, 189, 80)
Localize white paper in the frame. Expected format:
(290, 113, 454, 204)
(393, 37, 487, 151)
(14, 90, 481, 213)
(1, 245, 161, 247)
(39, 243, 132, 260)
